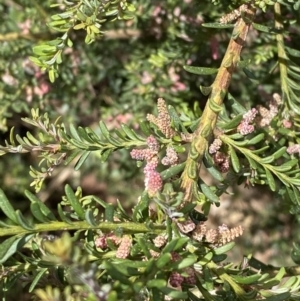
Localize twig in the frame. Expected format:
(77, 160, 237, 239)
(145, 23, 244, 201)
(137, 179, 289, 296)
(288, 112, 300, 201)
(181, 5, 256, 202)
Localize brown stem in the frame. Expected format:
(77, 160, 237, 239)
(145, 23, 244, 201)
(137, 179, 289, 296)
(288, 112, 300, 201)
(181, 5, 256, 202)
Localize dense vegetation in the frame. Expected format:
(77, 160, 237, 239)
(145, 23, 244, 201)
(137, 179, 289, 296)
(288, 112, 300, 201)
(1, 0, 300, 300)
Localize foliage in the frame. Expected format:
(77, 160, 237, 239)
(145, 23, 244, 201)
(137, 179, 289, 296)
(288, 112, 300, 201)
(1, 0, 300, 300)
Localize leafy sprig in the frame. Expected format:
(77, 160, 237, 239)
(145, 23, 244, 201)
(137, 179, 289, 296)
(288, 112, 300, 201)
(30, 0, 136, 82)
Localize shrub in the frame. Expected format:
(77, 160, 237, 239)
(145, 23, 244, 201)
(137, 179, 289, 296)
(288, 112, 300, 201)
(1, 0, 300, 300)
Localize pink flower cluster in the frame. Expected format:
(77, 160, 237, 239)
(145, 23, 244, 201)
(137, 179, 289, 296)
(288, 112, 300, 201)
(168, 252, 196, 287)
(287, 144, 300, 156)
(95, 233, 132, 259)
(213, 152, 230, 173)
(209, 138, 222, 154)
(256, 93, 282, 127)
(237, 108, 258, 135)
(161, 146, 178, 166)
(130, 135, 163, 196)
(209, 139, 230, 173)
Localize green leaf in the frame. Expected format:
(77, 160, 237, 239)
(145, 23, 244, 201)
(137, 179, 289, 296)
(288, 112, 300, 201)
(248, 133, 265, 145)
(264, 168, 276, 191)
(0, 189, 18, 224)
(29, 56, 43, 66)
(199, 182, 219, 203)
(100, 149, 113, 162)
(147, 279, 167, 289)
(231, 273, 261, 285)
(260, 155, 274, 164)
(169, 255, 197, 270)
(29, 269, 48, 292)
(139, 121, 151, 136)
(285, 46, 300, 57)
(162, 237, 189, 254)
(252, 23, 275, 33)
(121, 124, 141, 140)
(0, 234, 34, 264)
(85, 209, 97, 227)
(220, 114, 243, 130)
(208, 98, 223, 113)
(252, 146, 270, 155)
(274, 267, 286, 281)
(33, 45, 57, 55)
(187, 159, 197, 180)
(230, 147, 240, 173)
(57, 204, 72, 224)
(105, 204, 115, 222)
(213, 242, 235, 255)
(30, 202, 50, 223)
(25, 190, 57, 221)
(48, 69, 56, 83)
(184, 65, 219, 75)
(272, 147, 287, 159)
(103, 261, 132, 285)
(200, 85, 212, 96)
(64, 185, 85, 220)
(156, 253, 172, 269)
(198, 252, 213, 265)
(161, 163, 185, 180)
(288, 78, 300, 91)
(227, 93, 247, 114)
(203, 152, 224, 182)
(288, 68, 300, 81)
(77, 127, 95, 143)
(99, 121, 110, 139)
(64, 149, 82, 165)
(132, 192, 149, 222)
(168, 105, 188, 133)
(69, 124, 82, 141)
(264, 292, 291, 301)
(74, 151, 91, 170)
(15, 210, 34, 230)
(274, 159, 298, 173)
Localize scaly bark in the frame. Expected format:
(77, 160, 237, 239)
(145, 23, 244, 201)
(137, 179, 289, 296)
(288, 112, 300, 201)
(181, 5, 256, 202)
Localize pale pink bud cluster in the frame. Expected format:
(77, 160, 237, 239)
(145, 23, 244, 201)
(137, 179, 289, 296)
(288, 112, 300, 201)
(282, 119, 292, 129)
(147, 98, 176, 138)
(237, 123, 255, 135)
(213, 152, 230, 173)
(257, 93, 281, 127)
(130, 135, 163, 196)
(161, 146, 178, 166)
(95, 232, 120, 249)
(287, 144, 300, 156)
(147, 135, 160, 152)
(243, 108, 258, 123)
(130, 148, 156, 161)
(209, 138, 222, 154)
(153, 235, 167, 248)
(169, 252, 196, 287)
(116, 235, 132, 259)
(144, 170, 163, 196)
(237, 108, 258, 135)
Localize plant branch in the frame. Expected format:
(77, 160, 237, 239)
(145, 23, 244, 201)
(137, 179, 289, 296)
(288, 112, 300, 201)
(0, 221, 165, 238)
(181, 5, 256, 202)
(274, 4, 289, 105)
